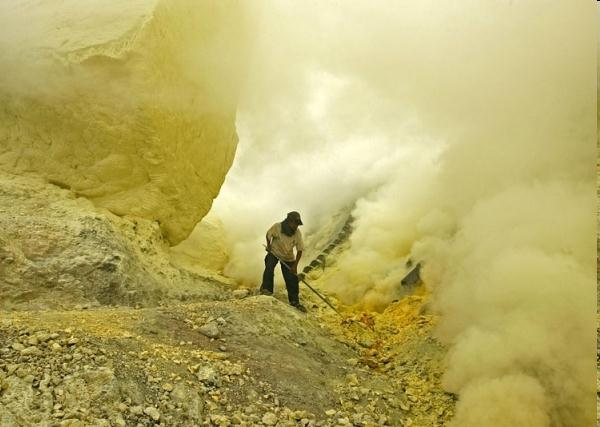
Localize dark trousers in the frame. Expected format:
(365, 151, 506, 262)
(260, 253, 299, 305)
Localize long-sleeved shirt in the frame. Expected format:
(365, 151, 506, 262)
(267, 222, 304, 262)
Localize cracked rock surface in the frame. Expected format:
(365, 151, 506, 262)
(0, 292, 455, 426)
(0, 174, 455, 426)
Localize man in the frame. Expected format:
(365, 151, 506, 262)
(259, 211, 306, 312)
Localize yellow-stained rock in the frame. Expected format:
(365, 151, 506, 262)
(0, 0, 249, 244)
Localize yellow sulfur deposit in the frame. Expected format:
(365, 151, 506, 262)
(0, 0, 249, 244)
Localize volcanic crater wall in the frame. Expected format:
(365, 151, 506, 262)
(0, 0, 248, 245)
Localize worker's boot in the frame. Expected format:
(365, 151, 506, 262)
(291, 302, 307, 313)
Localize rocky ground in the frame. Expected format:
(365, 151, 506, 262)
(596, 162, 599, 427)
(0, 173, 236, 311)
(0, 173, 456, 426)
(596, 318, 599, 427)
(0, 285, 455, 426)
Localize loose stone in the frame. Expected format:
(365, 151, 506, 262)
(262, 412, 278, 425)
(144, 406, 160, 421)
(199, 322, 220, 338)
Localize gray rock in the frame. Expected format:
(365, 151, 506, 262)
(262, 412, 278, 425)
(16, 367, 29, 378)
(199, 322, 220, 338)
(130, 405, 144, 416)
(144, 406, 160, 421)
(197, 366, 219, 386)
(210, 414, 231, 426)
(113, 415, 126, 427)
(11, 342, 25, 351)
(21, 346, 42, 356)
(36, 333, 53, 342)
(26, 336, 39, 346)
(170, 383, 188, 403)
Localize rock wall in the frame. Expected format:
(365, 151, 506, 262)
(0, 173, 234, 311)
(0, 0, 248, 244)
(170, 213, 230, 276)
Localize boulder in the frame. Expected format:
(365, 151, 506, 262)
(0, 0, 248, 245)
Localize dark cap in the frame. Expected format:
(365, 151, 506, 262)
(286, 211, 303, 225)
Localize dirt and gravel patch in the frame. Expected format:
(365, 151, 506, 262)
(0, 173, 236, 312)
(0, 173, 456, 426)
(0, 290, 455, 426)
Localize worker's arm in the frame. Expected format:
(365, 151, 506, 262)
(293, 230, 304, 275)
(265, 223, 277, 252)
(292, 250, 302, 275)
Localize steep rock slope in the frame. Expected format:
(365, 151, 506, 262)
(0, 173, 234, 311)
(0, 172, 454, 425)
(0, 0, 248, 244)
(0, 291, 453, 426)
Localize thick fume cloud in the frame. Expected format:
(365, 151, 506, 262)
(201, 1, 595, 425)
(212, 63, 441, 284)
(422, 182, 595, 426)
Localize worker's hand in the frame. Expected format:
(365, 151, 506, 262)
(265, 245, 271, 253)
(291, 262, 298, 276)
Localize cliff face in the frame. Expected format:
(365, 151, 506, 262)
(0, 173, 235, 311)
(0, 0, 248, 245)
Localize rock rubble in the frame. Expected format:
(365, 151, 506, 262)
(0, 293, 454, 426)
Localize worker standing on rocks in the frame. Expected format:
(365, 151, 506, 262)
(259, 211, 306, 312)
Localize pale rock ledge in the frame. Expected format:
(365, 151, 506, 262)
(0, 0, 248, 244)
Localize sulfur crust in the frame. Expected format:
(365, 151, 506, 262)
(0, 0, 248, 245)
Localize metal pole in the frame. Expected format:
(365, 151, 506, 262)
(264, 246, 342, 316)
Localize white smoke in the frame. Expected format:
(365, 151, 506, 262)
(198, 1, 596, 425)
(422, 182, 595, 426)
